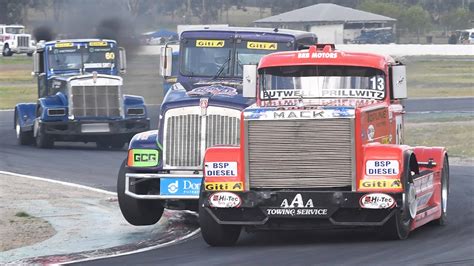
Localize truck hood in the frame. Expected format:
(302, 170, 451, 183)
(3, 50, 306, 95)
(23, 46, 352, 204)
(161, 81, 255, 112)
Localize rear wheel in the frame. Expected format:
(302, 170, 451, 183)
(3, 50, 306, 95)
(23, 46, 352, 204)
(199, 191, 241, 246)
(381, 163, 416, 240)
(433, 157, 449, 225)
(15, 114, 33, 145)
(117, 159, 164, 225)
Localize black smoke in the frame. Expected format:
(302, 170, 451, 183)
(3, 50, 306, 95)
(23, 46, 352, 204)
(33, 25, 56, 42)
(95, 18, 139, 55)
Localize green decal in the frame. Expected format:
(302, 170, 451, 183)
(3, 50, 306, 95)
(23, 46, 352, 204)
(131, 149, 159, 167)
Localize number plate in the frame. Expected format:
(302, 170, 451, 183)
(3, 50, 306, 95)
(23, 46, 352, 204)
(81, 123, 110, 133)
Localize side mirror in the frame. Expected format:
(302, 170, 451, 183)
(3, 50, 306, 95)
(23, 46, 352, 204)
(243, 65, 257, 98)
(32, 52, 40, 76)
(391, 65, 407, 99)
(119, 47, 127, 74)
(159, 46, 173, 77)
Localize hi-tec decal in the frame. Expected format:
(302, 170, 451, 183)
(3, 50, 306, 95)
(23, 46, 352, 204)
(196, 39, 225, 47)
(205, 162, 237, 177)
(209, 192, 241, 208)
(264, 194, 328, 217)
(247, 41, 277, 50)
(359, 193, 396, 209)
(298, 52, 338, 59)
(366, 160, 399, 176)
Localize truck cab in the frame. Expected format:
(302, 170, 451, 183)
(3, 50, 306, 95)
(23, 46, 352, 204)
(199, 45, 450, 245)
(118, 27, 317, 226)
(14, 39, 149, 148)
(0, 24, 35, 56)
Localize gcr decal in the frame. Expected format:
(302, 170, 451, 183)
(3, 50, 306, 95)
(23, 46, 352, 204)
(128, 149, 159, 167)
(360, 179, 402, 189)
(205, 182, 243, 191)
(105, 52, 115, 60)
(247, 41, 277, 50)
(359, 193, 396, 209)
(366, 160, 399, 175)
(195, 39, 225, 47)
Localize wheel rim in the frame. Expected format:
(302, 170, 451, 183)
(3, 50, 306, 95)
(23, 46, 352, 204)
(407, 184, 417, 219)
(15, 122, 21, 138)
(442, 174, 448, 213)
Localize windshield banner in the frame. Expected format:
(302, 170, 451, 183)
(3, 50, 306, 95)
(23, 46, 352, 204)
(196, 40, 225, 47)
(247, 41, 278, 50)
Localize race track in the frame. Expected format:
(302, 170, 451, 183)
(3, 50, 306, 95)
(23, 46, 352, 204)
(0, 98, 473, 265)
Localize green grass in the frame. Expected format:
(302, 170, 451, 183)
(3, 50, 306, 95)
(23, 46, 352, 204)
(0, 69, 34, 82)
(405, 119, 474, 158)
(0, 86, 37, 109)
(0, 56, 32, 65)
(15, 211, 31, 218)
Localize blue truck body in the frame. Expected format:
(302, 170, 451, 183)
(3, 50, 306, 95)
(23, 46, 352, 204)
(118, 27, 317, 225)
(14, 39, 149, 148)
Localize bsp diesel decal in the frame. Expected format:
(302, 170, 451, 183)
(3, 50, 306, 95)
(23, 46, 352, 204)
(360, 193, 396, 209)
(366, 160, 399, 175)
(196, 39, 225, 47)
(264, 193, 328, 217)
(247, 41, 277, 50)
(360, 179, 402, 189)
(209, 192, 241, 208)
(160, 178, 201, 196)
(129, 149, 159, 167)
(205, 162, 237, 177)
(205, 182, 243, 191)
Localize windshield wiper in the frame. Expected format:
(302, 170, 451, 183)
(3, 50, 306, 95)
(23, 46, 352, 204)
(212, 50, 231, 79)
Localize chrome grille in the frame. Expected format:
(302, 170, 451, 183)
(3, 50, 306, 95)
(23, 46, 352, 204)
(163, 107, 240, 169)
(17, 36, 29, 47)
(71, 85, 121, 117)
(247, 119, 353, 189)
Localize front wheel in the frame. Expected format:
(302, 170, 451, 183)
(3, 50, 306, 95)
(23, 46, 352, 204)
(433, 157, 449, 225)
(3, 45, 12, 56)
(117, 159, 164, 225)
(15, 114, 33, 145)
(35, 120, 54, 148)
(199, 193, 241, 246)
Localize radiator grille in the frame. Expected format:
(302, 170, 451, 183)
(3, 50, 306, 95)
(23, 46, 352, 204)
(71, 85, 121, 117)
(247, 119, 353, 189)
(17, 36, 29, 47)
(164, 107, 240, 168)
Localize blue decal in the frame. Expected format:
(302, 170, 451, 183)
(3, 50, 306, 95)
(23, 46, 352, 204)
(160, 178, 202, 196)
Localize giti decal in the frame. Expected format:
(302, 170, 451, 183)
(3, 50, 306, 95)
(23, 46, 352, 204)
(55, 42, 74, 48)
(205, 182, 243, 191)
(360, 179, 402, 189)
(196, 39, 225, 47)
(247, 41, 277, 50)
(89, 41, 108, 47)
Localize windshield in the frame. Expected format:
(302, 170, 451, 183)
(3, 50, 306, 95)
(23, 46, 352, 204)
(47, 42, 117, 71)
(6, 27, 25, 34)
(180, 38, 293, 78)
(260, 66, 386, 101)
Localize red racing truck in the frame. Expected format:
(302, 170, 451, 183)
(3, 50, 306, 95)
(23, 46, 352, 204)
(199, 45, 450, 246)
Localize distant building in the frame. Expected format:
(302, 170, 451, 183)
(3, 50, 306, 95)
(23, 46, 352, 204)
(254, 3, 396, 44)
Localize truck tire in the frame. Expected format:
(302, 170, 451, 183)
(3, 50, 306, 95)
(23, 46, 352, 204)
(3, 45, 12, 56)
(433, 157, 449, 225)
(35, 121, 54, 148)
(117, 159, 164, 225)
(381, 163, 416, 240)
(199, 192, 241, 246)
(15, 114, 33, 145)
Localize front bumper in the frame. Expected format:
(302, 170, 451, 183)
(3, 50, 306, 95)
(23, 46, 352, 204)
(201, 190, 403, 228)
(11, 46, 35, 54)
(125, 172, 202, 200)
(42, 118, 150, 136)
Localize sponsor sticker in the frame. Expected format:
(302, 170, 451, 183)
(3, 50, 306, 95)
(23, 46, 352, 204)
(129, 149, 159, 167)
(89, 41, 108, 47)
(55, 42, 74, 48)
(359, 193, 396, 209)
(366, 160, 399, 176)
(187, 85, 237, 97)
(247, 41, 277, 50)
(264, 193, 328, 217)
(209, 192, 241, 208)
(360, 179, 402, 189)
(205, 182, 243, 191)
(205, 162, 237, 177)
(196, 39, 225, 47)
(160, 178, 201, 196)
(297, 52, 338, 59)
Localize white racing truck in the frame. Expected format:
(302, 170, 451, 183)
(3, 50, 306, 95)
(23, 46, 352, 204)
(0, 24, 35, 56)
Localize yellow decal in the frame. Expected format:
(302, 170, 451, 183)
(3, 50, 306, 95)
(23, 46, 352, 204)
(196, 39, 225, 47)
(205, 182, 243, 191)
(105, 52, 115, 60)
(89, 41, 108, 47)
(55, 42, 74, 48)
(360, 179, 402, 189)
(247, 41, 277, 50)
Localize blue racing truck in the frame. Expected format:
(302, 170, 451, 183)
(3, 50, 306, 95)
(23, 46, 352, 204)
(14, 39, 149, 149)
(118, 27, 317, 225)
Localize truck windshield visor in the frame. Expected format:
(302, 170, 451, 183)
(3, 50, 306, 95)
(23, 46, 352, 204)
(260, 66, 386, 100)
(180, 39, 232, 77)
